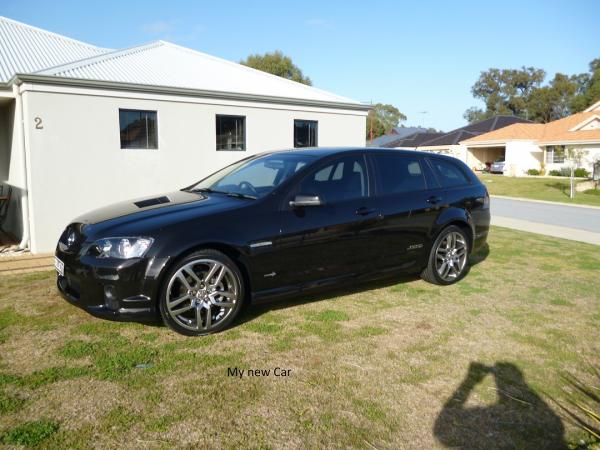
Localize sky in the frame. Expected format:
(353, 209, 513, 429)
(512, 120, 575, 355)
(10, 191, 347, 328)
(1, 0, 599, 131)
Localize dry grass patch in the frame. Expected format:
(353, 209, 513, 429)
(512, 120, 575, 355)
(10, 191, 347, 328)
(0, 226, 599, 448)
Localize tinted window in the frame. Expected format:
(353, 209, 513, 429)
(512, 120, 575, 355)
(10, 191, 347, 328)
(299, 156, 367, 203)
(119, 109, 157, 149)
(294, 120, 318, 147)
(372, 154, 426, 195)
(431, 159, 470, 188)
(216, 115, 245, 151)
(191, 154, 314, 198)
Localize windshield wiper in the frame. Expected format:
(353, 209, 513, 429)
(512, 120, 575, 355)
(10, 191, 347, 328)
(186, 187, 256, 199)
(225, 192, 257, 200)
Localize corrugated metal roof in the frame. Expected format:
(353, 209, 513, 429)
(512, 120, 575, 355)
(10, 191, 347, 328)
(0, 16, 361, 105)
(0, 16, 110, 82)
(37, 40, 358, 104)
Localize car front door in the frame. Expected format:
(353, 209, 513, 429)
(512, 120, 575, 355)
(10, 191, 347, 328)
(276, 153, 380, 290)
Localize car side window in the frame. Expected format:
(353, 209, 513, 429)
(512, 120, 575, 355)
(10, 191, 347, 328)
(430, 159, 470, 188)
(298, 156, 367, 203)
(372, 154, 426, 195)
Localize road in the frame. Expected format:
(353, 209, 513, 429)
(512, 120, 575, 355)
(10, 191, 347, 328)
(490, 196, 600, 245)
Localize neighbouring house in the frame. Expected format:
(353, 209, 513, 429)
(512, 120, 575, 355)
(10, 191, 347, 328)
(0, 17, 369, 253)
(461, 101, 600, 176)
(376, 116, 531, 166)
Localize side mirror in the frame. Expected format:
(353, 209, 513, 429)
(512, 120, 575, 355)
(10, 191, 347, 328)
(289, 194, 323, 208)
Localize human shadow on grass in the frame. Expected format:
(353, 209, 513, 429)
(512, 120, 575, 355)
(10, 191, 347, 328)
(434, 361, 566, 450)
(236, 243, 490, 326)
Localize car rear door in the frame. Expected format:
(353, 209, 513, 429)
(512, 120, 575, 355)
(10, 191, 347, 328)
(367, 152, 445, 271)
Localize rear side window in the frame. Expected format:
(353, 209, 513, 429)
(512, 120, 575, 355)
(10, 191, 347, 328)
(430, 159, 470, 188)
(372, 154, 426, 195)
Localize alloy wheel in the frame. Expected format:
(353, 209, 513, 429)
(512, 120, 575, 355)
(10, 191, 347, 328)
(165, 259, 239, 332)
(435, 231, 468, 281)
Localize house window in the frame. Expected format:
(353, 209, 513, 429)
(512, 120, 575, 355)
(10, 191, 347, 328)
(294, 120, 318, 148)
(216, 115, 245, 151)
(546, 146, 565, 164)
(119, 109, 157, 149)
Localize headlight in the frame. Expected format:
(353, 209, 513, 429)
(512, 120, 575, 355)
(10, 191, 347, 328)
(93, 237, 154, 259)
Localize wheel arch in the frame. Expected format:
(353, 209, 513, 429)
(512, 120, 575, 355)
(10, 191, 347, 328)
(154, 241, 253, 309)
(433, 208, 475, 253)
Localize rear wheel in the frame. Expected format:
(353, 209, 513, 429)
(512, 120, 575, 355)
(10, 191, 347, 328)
(159, 249, 244, 336)
(421, 225, 469, 285)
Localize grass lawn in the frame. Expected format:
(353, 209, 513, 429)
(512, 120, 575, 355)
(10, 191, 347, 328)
(1, 226, 599, 448)
(480, 174, 600, 206)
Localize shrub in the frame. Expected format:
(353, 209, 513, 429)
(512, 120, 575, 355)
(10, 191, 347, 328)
(549, 170, 562, 176)
(526, 169, 540, 176)
(574, 168, 590, 178)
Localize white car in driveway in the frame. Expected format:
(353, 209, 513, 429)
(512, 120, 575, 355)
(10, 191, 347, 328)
(490, 157, 506, 174)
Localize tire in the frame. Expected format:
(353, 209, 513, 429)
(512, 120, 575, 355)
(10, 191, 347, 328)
(421, 225, 469, 285)
(159, 249, 245, 336)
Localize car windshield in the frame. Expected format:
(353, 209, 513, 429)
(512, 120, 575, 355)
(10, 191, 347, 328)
(187, 153, 316, 199)
(494, 157, 505, 163)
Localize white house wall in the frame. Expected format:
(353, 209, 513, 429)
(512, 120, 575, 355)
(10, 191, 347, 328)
(544, 144, 600, 173)
(22, 87, 367, 253)
(504, 141, 543, 176)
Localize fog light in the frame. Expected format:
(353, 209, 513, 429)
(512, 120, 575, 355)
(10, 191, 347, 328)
(104, 285, 119, 310)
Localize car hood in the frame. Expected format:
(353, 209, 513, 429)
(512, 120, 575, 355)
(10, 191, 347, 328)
(73, 190, 248, 236)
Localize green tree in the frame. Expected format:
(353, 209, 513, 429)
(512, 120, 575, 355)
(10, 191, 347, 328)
(240, 51, 312, 85)
(571, 58, 600, 112)
(465, 58, 600, 123)
(366, 103, 407, 140)
(466, 67, 546, 121)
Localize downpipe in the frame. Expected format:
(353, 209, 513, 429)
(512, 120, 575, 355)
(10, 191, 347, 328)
(16, 84, 30, 250)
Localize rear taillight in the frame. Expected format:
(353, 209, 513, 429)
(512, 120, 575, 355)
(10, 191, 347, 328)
(483, 190, 490, 209)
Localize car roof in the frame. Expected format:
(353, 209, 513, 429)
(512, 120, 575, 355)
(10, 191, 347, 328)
(262, 147, 464, 164)
(263, 147, 453, 159)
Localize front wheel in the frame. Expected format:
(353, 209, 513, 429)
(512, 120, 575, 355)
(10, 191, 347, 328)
(159, 249, 245, 336)
(421, 225, 469, 285)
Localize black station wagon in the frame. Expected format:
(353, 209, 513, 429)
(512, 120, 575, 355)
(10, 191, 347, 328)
(56, 148, 490, 336)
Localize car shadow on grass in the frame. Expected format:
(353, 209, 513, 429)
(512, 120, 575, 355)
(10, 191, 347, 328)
(434, 361, 566, 449)
(236, 243, 490, 327)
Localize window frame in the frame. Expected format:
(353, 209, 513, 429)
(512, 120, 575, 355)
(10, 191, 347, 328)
(284, 153, 370, 208)
(216, 114, 246, 151)
(427, 157, 472, 189)
(118, 108, 158, 150)
(546, 145, 565, 164)
(294, 119, 318, 148)
(368, 153, 429, 197)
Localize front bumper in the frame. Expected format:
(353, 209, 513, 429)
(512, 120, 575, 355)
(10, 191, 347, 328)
(55, 248, 163, 322)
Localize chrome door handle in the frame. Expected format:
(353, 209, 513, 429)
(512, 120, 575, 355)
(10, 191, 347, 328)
(355, 207, 375, 216)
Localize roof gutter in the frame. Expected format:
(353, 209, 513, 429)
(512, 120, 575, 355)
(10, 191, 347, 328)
(8, 74, 372, 112)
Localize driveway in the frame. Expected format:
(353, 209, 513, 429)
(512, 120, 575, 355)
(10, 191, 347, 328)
(490, 196, 600, 245)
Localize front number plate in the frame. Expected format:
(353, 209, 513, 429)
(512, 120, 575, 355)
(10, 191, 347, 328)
(54, 257, 64, 277)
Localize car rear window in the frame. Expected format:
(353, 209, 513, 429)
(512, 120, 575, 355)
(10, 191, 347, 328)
(430, 158, 470, 188)
(372, 154, 426, 195)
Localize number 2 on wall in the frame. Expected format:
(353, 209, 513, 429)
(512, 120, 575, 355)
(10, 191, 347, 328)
(34, 117, 43, 129)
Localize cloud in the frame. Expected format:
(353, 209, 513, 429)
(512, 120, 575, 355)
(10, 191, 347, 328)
(141, 20, 173, 35)
(305, 18, 334, 29)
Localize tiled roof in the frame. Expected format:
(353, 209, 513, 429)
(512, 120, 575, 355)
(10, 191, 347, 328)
(462, 105, 600, 144)
(368, 127, 430, 147)
(419, 115, 532, 147)
(382, 132, 445, 148)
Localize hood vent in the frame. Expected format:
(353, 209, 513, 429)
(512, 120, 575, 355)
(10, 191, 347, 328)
(134, 196, 170, 208)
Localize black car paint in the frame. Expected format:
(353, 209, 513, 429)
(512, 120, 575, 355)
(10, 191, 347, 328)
(55, 148, 490, 322)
